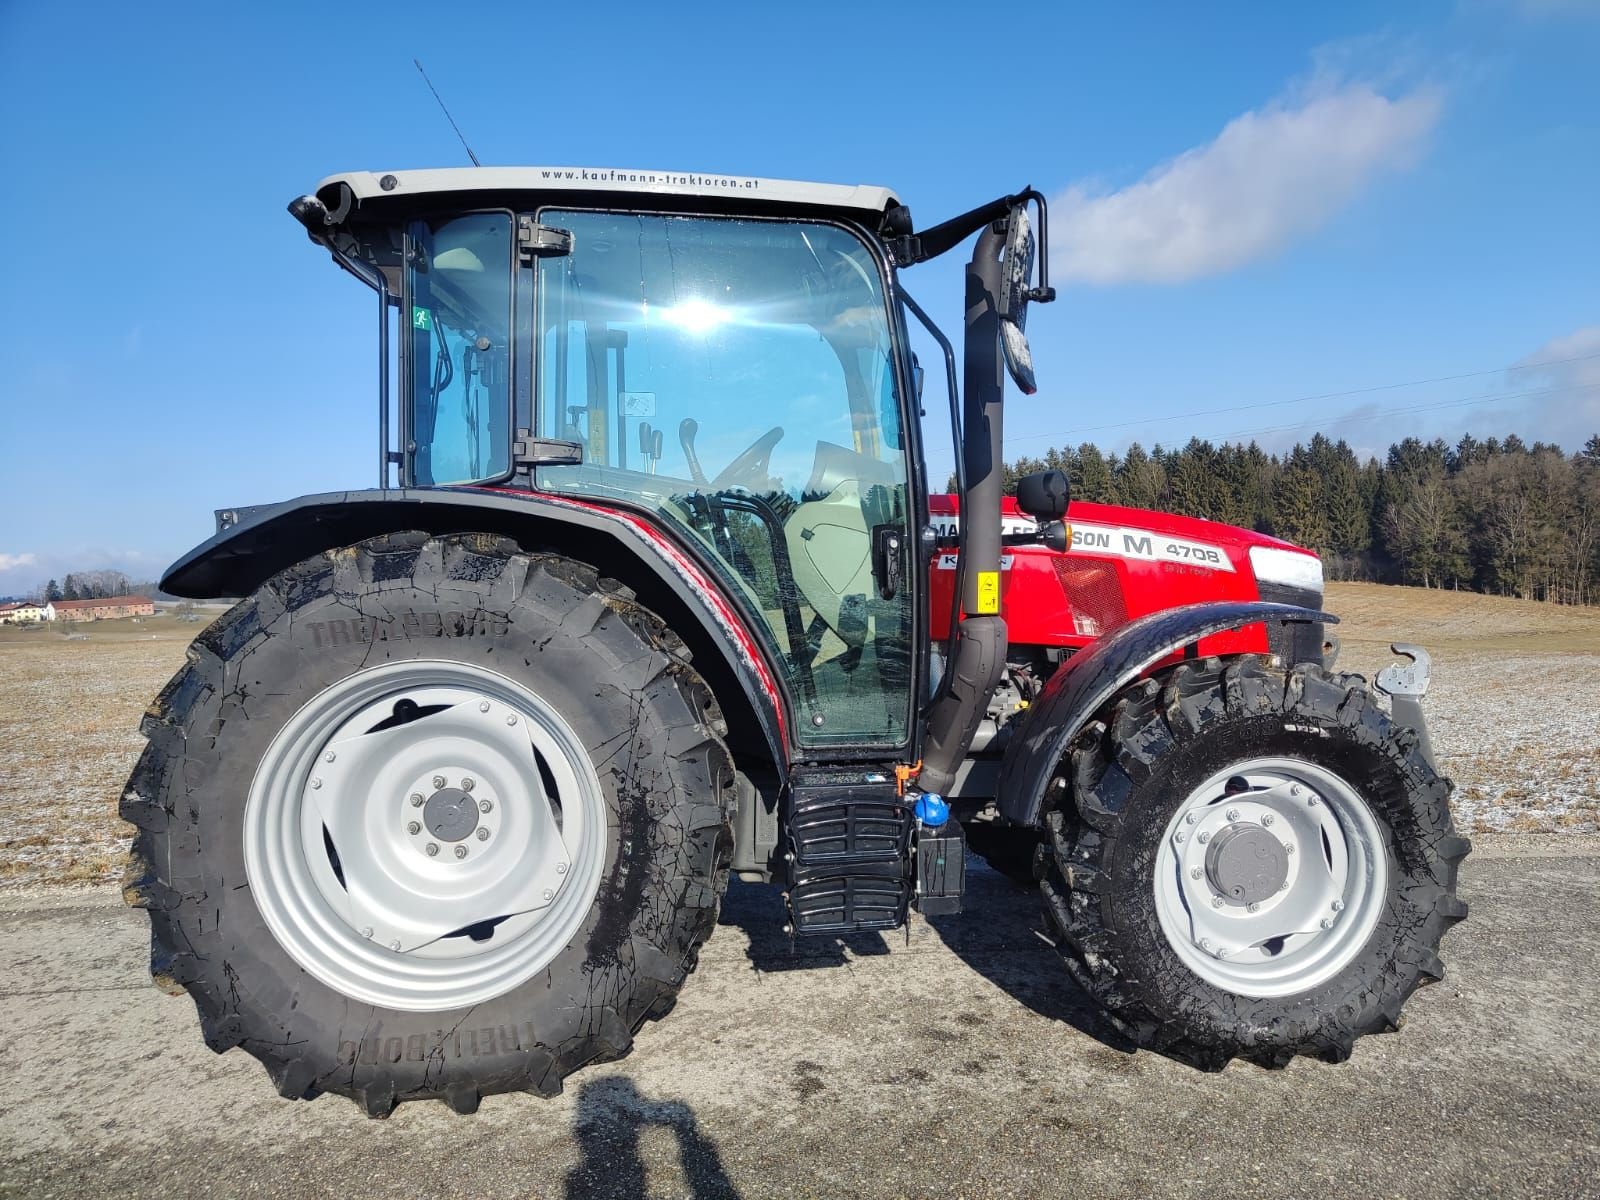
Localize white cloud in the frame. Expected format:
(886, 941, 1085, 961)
(1052, 80, 1442, 285)
(1505, 325, 1600, 449)
(0, 553, 37, 572)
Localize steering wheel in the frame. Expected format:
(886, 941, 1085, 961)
(710, 426, 784, 491)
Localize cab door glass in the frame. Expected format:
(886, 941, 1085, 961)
(535, 211, 914, 747)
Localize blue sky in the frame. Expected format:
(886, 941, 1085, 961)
(1, 0, 1597, 595)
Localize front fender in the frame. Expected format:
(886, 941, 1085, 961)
(163, 487, 791, 766)
(995, 601, 1336, 827)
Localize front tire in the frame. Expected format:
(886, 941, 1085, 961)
(1040, 656, 1469, 1069)
(121, 533, 734, 1114)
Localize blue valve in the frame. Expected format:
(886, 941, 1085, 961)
(914, 792, 950, 829)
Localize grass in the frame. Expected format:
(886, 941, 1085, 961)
(0, 586, 1594, 889)
(1325, 581, 1600, 655)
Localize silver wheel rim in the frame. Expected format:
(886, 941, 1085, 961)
(1152, 757, 1388, 999)
(244, 660, 607, 1012)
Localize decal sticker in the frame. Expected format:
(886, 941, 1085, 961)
(412, 306, 433, 330)
(936, 554, 1015, 570)
(1068, 524, 1235, 572)
(931, 513, 1037, 540)
(975, 571, 1000, 614)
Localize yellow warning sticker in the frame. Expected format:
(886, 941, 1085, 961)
(975, 570, 1000, 614)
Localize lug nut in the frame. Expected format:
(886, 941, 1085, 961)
(1247, 902, 1260, 913)
(310, 778, 322, 790)
(1307, 795, 1320, 807)
(410, 793, 425, 807)
(461, 777, 475, 792)
(360, 927, 373, 939)
(1284, 843, 1296, 855)
(1261, 813, 1275, 827)
(1290, 784, 1302, 797)
(407, 821, 421, 835)
(478, 798, 493, 813)
(1174, 831, 1186, 844)
(433, 775, 447, 789)
(479, 700, 491, 713)
(1186, 812, 1200, 825)
(1320, 918, 1334, 930)
(1226, 808, 1240, 822)
(476, 828, 490, 841)
(454, 845, 468, 860)
(1199, 937, 1212, 950)
(324, 751, 337, 763)
(1197, 832, 1211, 845)
(1190, 867, 1203, 880)
(556, 862, 568, 874)
(389, 940, 402, 951)
(425, 843, 439, 857)
(506, 715, 518, 726)
(1211, 896, 1225, 909)
(1331, 899, 1345, 912)
(542, 889, 554, 901)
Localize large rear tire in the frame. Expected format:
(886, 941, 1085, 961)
(121, 532, 734, 1115)
(1040, 656, 1469, 1069)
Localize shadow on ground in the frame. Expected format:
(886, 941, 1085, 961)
(564, 1077, 741, 1199)
(717, 854, 1135, 1053)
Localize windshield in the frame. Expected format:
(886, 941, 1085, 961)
(535, 211, 914, 746)
(405, 213, 514, 485)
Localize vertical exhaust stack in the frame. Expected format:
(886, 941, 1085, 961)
(918, 224, 1010, 794)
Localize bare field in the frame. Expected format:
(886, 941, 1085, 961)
(0, 587, 1595, 888)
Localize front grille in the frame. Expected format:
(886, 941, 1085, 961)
(1258, 581, 1327, 666)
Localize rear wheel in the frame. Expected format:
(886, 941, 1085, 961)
(1040, 656, 1469, 1069)
(122, 532, 735, 1114)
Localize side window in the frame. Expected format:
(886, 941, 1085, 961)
(406, 214, 513, 485)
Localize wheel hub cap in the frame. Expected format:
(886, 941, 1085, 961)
(1204, 822, 1288, 904)
(423, 787, 479, 842)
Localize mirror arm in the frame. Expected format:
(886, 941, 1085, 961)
(1013, 188, 1057, 304)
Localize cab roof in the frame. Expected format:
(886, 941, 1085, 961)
(314, 166, 901, 220)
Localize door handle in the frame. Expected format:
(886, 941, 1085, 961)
(872, 524, 905, 600)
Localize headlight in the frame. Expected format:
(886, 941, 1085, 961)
(1249, 546, 1324, 596)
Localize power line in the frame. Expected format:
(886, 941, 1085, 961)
(1213, 381, 1600, 444)
(1001, 381, 1600, 455)
(1006, 349, 1600, 445)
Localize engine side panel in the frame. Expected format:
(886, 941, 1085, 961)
(928, 496, 1286, 658)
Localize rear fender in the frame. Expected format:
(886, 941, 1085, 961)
(995, 601, 1335, 827)
(163, 487, 789, 767)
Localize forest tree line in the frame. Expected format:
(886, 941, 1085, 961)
(964, 431, 1600, 606)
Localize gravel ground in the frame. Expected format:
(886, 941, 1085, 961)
(1, 836, 1595, 1199)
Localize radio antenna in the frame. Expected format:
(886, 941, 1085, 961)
(413, 59, 482, 167)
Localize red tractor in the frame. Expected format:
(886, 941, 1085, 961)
(123, 167, 1468, 1115)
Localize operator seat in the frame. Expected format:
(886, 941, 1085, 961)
(785, 441, 900, 654)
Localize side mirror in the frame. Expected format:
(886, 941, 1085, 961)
(998, 205, 1038, 395)
(1016, 469, 1070, 521)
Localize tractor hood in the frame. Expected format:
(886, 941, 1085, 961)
(930, 494, 1319, 560)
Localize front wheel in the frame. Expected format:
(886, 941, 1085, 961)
(121, 533, 734, 1115)
(1040, 656, 1469, 1069)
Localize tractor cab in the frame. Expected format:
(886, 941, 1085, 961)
(288, 167, 1050, 760)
